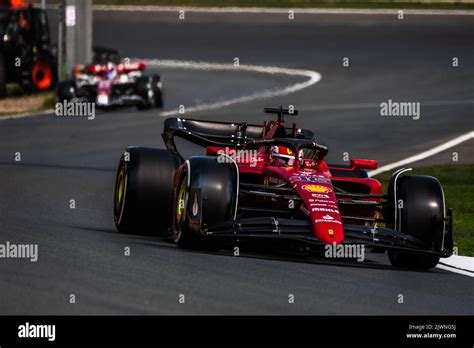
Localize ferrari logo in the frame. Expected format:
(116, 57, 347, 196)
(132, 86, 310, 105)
(328, 229, 334, 238)
(302, 185, 331, 193)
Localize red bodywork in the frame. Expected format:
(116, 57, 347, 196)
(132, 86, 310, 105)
(85, 61, 145, 76)
(204, 119, 382, 245)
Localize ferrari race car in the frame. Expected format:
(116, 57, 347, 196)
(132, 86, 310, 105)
(113, 106, 454, 269)
(57, 52, 163, 110)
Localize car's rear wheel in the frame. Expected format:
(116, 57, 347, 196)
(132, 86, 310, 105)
(151, 74, 163, 108)
(135, 76, 152, 110)
(173, 157, 237, 249)
(114, 147, 182, 235)
(135, 75, 162, 110)
(387, 175, 445, 269)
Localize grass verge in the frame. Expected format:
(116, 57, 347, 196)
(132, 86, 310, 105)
(375, 164, 474, 256)
(0, 85, 55, 117)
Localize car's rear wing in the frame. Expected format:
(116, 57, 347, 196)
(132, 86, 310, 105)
(162, 117, 314, 155)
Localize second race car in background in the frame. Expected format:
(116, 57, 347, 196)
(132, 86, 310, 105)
(57, 49, 163, 110)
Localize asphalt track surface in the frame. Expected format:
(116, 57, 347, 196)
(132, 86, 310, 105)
(0, 10, 473, 314)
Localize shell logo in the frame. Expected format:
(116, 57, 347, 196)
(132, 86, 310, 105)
(302, 185, 331, 193)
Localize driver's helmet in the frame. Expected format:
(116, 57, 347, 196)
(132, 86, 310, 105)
(270, 146, 296, 166)
(106, 67, 116, 79)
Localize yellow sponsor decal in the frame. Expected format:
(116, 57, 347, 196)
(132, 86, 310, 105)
(302, 184, 331, 193)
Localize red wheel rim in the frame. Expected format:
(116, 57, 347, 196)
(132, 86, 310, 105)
(32, 60, 53, 90)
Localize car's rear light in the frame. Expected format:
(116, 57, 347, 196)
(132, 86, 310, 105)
(350, 159, 378, 170)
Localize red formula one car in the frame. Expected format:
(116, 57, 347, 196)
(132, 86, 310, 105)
(113, 107, 453, 269)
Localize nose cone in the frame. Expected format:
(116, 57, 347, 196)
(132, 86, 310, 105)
(311, 215, 344, 244)
(293, 182, 345, 244)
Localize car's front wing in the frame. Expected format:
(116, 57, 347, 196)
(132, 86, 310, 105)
(203, 217, 453, 257)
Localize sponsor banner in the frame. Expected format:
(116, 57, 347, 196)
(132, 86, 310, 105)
(313, 214, 342, 225)
(289, 175, 331, 184)
(309, 198, 335, 203)
(312, 207, 340, 214)
(314, 219, 342, 225)
(302, 184, 332, 193)
(310, 202, 339, 208)
(310, 193, 330, 199)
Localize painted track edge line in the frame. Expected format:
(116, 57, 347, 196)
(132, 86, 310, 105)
(438, 261, 474, 274)
(436, 264, 474, 277)
(143, 59, 322, 117)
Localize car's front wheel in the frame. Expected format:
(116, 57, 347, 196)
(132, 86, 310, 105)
(387, 175, 446, 269)
(172, 157, 237, 249)
(151, 74, 163, 108)
(135, 75, 162, 110)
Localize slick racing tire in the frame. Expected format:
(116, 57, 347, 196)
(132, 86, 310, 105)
(172, 157, 237, 250)
(135, 75, 162, 110)
(135, 75, 162, 109)
(388, 175, 445, 270)
(114, 147, 182, 235)
(135, 76, 152, 110)
(0, 51, 6, 98)
(57, 80, 77, 102)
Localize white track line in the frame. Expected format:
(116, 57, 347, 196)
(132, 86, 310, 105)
(144, 59, 321, 117)
(437, 264, 473, 277)
(368, 131, 474, 177)
(437, 255, 474, 277)
(93, 5, 474, 16)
